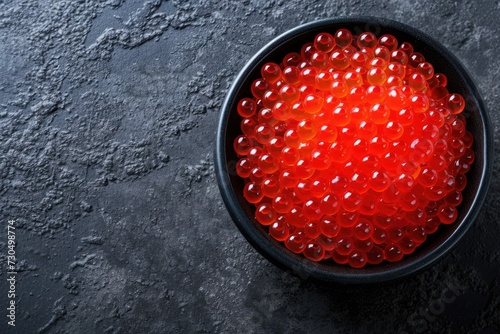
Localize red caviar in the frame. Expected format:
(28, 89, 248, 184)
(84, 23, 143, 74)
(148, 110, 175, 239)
(234, 29, 474, 267)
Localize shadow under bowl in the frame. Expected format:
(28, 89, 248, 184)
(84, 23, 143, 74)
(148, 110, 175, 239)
(215, 17, 493, 284)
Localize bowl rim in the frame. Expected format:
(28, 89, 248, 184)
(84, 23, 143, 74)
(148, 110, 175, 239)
(214, 16, 494, 284)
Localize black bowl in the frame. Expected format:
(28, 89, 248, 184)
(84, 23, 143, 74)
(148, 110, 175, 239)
(215, 17, 493, 284)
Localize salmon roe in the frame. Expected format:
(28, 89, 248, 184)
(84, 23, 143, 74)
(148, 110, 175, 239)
(235, 29, 474, 268)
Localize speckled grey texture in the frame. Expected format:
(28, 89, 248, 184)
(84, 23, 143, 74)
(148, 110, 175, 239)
(0, 0, 498, 333)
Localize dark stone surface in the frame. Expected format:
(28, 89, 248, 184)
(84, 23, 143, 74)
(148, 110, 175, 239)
(0, 1, 498, 333)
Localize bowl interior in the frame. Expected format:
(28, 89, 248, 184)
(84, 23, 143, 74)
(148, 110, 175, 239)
(216, 17, 492, 283)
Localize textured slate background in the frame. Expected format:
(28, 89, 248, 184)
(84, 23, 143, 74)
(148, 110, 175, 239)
(0, 0, 499, 333)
